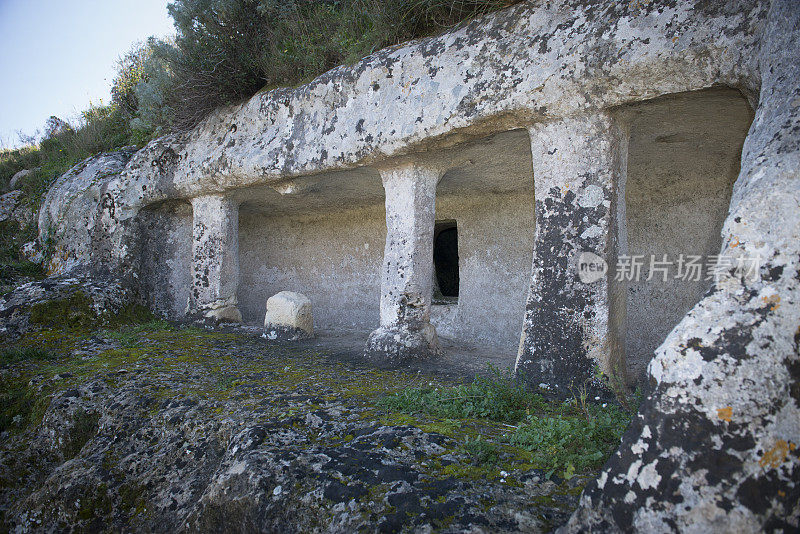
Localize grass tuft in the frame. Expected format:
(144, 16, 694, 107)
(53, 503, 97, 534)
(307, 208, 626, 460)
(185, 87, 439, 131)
(0, 384, 51, 434)
(382, 365, 635, 476)
(462, 436, 501, 465)
(0, 347, 58, 366)
(510, 404, 631, 474)
(380, 366, 543, 422)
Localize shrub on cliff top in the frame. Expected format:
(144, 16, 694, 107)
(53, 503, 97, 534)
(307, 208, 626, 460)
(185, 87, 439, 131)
(144, 0, 524, 130)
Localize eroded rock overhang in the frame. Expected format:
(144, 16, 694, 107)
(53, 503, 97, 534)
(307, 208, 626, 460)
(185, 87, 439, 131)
(111, 0, 765, 212)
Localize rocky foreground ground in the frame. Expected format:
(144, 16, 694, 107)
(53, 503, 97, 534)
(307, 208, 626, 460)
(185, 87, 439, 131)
(0, 322, 630, 533)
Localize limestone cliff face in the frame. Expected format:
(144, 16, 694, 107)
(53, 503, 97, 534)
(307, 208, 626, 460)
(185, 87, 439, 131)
(38, 149, 137, 278)
(41, 0, 766, 277)
(30, 0, 800, 531)
(564, 1, 800, 530)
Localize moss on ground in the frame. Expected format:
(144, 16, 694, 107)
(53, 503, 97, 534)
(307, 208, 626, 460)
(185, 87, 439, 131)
(28, 290, 98, 329)
(1, 319, 629, 530)
(118, 480, 148, 517)
(77, 483, 113, 522)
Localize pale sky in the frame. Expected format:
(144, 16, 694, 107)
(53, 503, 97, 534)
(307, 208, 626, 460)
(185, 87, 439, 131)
(0, 0, 175, 149)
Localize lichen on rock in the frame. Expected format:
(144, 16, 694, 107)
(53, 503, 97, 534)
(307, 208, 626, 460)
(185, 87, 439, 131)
(0, 326, 592, 533)
(4, 0, 799, 531)
(0, 274, 137, 340)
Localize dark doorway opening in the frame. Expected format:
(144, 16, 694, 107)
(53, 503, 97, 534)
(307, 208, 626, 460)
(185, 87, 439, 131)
(434, 221, 459, 299)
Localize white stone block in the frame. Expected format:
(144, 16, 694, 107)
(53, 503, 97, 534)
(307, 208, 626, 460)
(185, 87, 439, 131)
(263, 291, 313, 340)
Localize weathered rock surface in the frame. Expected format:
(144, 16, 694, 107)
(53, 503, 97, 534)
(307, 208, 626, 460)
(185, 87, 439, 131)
(38, 148, 137, 277)
(0, 274, 133, 341)
(0, 190, 31, 226)
(562, 1, 800, 531)
(1, 329, 587, 533)
(20, 241, 43, 264)
(264, 291, 314, 340)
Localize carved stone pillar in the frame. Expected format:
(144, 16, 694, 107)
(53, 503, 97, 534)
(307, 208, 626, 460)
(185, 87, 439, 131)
(365, 161, 441, 361)
(516, 112, 628, 390)
(189, 194, 242, 323)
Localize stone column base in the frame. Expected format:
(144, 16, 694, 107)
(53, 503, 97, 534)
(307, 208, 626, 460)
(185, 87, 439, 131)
(364, 323, 439, 363)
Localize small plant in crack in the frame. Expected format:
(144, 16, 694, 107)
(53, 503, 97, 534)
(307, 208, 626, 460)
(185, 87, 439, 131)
(462, 436, 500, 466)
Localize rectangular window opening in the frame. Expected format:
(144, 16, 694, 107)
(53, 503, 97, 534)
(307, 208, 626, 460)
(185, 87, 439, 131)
(433, 220, 459, 305)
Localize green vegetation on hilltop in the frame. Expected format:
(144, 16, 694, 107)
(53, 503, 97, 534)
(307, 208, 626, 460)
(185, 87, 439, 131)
(0, 105, 143, 193)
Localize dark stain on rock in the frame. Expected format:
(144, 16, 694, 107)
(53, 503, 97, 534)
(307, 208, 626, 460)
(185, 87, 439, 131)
(517, 186, 610, 390)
